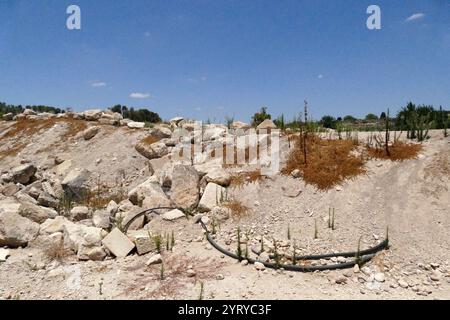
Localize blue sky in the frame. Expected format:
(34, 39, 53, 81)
(0, 0, 449, 122)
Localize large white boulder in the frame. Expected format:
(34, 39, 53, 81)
(61, 169, 91, 200)
(0, 199, 40, 247)
(83, 109, 103, 121)
(135, 141, 169, 160)
(170, 165, 199, 210)
(198, 183, 226, 212)
(101, 228, 135, 258)
(128, 178, 167, 206)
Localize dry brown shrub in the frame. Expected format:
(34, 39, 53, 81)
(229, 169, 265, 187)
(367, 141, 422, 161)
(282, 134, 366, 190)
(223, 199, 249, 218)
(43, 240, 71, 262)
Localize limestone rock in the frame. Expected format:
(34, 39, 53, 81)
(11, 164, 37, 184)
(198, 183, 225, 212)
(135, 141, 169, 160)
(83, 109, 102, 121)
(70, 206, 90, 221)
(127, 121, 145, 129)
(19, 202, 58, 223)
(61, 169, 91, 200)
(83, 126, 100, 140)
(170, 165, 199, 210)
(0, 199, 40, 247)
(146, 253, 162, 265)
(102, 228, 135, 258)
(162, 209, 185, 221)
(204, 168, 231, 187)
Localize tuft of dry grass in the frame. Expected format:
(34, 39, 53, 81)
(223, 199, 249, 218)
(43, 240, 71, 262)
(79, 176, 127, 210)
(282, 134, 366, 190)
(367, 141, 422, 162)
(229, 169, 265, 187)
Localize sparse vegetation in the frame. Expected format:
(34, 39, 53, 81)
(43, 239, 71, 262)
(328, 207, 336, 230)
(152, 233, 163, 254)
(198, 281, 204, 300)
(314, 219, 318, 239)
(229, 170, 265, 187)
(236, 227, 242, 260)
(367, 141, 422, 161)
(160, 262, 165, 280)
(223, 199, 249, 218)
(283, 134, 365, 190)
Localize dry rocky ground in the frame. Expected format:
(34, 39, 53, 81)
(0, 109, 449, 300)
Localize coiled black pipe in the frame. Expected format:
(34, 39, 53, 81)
(123, 206, 389, 272)
(199, 220, 384, 272)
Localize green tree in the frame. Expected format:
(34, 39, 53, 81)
(365, 113, 378, 121)
(320, 115, 336, 129)
(251, 107, 271, 127)
(343, 115, 357, 123)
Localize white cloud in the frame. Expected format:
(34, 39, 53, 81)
(144, 31, 151, 37)
(318, 74, 323, 79)
(130, 92, 151, 99)
(194, 107, 202, 111)
(405, 13, 425, 22)
(90, 81, 106, 87)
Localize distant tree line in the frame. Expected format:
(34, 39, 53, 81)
(110, 105, 161, 123)
(1, 101, 162, 124)
(0, 102, 65, 117)
(250, 102, 448, 135)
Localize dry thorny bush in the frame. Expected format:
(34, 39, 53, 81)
(222, 199, 250, 218)
(366, 140, 422, 162)
(283, 134, 366, 190)
(123, 253, 223, 299)
(43, 239, 71, 262)
(229, 169, 265, 187)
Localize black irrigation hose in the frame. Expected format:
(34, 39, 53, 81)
(199, 221, 388, 272)
(267, 238, 389, 261)
(123, 207, 388, 272)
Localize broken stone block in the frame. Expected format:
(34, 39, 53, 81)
(198, 182, 225, 212)
(162, 209, 185, 221)
(101, 228, 135, 258)
(146, 253, 162, 266)
(128, 230, 157, 255)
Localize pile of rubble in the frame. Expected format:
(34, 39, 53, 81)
(1, 108, 281, 264)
